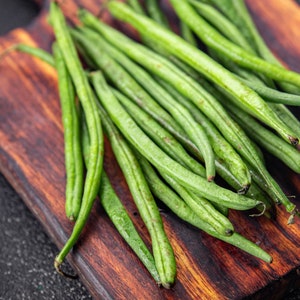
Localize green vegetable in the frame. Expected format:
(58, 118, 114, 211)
(91, 71, 176, 288)
(49, 2, 104, 275)
(53, 42, 84, 221)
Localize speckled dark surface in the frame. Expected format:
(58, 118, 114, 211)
(0, 173, 92, 300)
(0, 1, 300, 300)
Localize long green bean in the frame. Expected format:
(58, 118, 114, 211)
(53, 43, 84, 221)
(49, 2, 104, 274)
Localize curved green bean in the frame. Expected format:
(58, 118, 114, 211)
(53, 43, 84, 221)
(106, 1, 299, 145)
(49, 2, 104, 274)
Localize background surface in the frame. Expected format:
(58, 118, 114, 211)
(0, 1, 299, 299)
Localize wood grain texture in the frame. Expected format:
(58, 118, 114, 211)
(0, 0, 299, 299)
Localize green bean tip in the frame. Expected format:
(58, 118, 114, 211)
(207, 175, 215, 182)
(249, 202, 266, 217)
(288, 135, 299, 146)
(237, 184, 250, 195)
(287, 208, 299, 225)
(225, 229, 234, 236)
(54, 257, 78, 279)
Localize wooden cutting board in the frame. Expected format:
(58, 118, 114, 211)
(0, 0, 299, 299)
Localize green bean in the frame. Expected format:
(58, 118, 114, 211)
(113, 89, 206, 177)
(188, 0, 253, 53)
(0, 43, 55, 66)
(226, 103, 300, 173)
(236, 77, 300, 106)
(49, 2, 104, 274)
(145, 0, 170, 28)
(127, 0, 145, 15)
(91, 71, 176, 288)
(79, 13, 291, 212)
(171, 0, 300, 88)
(52, 43, 84, 221)
(106, 1, 299, 145)
(79, 27, 215, 180)
(180, 21, 197, 46)
(268, 104, 300, 141)
(126, 0, 205, 87)
(81, 117, 161, 285)
(158, 78, 251, 192)
(89, 70, 262, 211)
(202, 78, 296, 213)
(78, 12, 260, 169)
(224, 0, 300, 94)
(71, 29, 190, 147)
(161, 172, 234, 236)
(138, 157, 272, 263)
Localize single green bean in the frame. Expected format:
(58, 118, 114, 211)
(79, 27, 215, 180)
(53, 43, 84, 221)
(268, 104, 300, 142)
(49, 2, 104, 274)
(127, 0, 145, 15)
(106, 1, 299, 145)
(237, 77, 300, 106)
(81, 117, 161, 284)
(138, 157, 272, 263)
(89, 70, 263, 211)
(91, 71, 176, 288)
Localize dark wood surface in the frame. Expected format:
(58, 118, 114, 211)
(0, 1, 299, 299)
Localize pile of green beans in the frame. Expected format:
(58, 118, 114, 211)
(3, 0, 300, 288)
